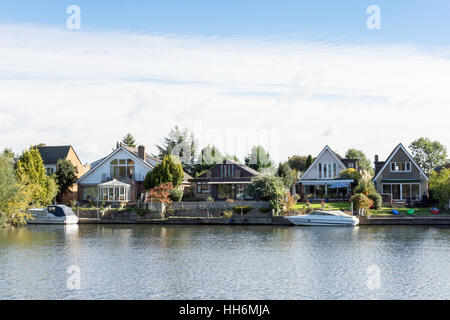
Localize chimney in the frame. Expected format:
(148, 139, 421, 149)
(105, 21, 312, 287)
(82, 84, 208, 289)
(374, 155, 379, 163)
(138, 145, 146, 161)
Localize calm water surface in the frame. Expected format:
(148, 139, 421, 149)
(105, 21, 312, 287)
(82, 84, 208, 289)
(0, 224, 449, 299)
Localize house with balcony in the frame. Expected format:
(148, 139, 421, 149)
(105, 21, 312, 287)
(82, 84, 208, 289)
(298, 145, 358, 201)
(189, 159, 260, 200)
(372, 143, 429, 203)
(77, 145, 163, 204)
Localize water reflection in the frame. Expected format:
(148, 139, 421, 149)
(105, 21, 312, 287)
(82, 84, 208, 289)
(0, 225, 449, 299)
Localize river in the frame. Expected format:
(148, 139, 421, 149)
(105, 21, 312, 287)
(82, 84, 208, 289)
(0, 224, 449, 299)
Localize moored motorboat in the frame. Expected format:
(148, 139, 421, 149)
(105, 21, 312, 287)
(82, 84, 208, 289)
(286, 210, 359, 226)
(27, 205, 78, 225)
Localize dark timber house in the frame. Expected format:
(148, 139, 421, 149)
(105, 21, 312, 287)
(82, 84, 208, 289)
(189, 159, 260, 200)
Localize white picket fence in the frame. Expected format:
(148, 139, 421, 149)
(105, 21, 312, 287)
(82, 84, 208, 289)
(169, 201, 270, 210)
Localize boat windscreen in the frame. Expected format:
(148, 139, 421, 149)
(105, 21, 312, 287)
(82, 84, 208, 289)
(312, 210, 352, 217)
(47, 206, 65, 217)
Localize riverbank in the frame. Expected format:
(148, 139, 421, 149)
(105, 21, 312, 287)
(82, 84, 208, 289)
(78, 215, 450, 226)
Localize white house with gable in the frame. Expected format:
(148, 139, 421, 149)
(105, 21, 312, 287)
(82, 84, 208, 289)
(298, 145, 358, 201)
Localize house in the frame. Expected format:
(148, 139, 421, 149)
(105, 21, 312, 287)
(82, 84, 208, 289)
(372, 143, 428, 202)
(37, 145, 89, 202)
(298, 145, 358, 201)
(77, 145, 191, 204)
(188, 159, 260, 200)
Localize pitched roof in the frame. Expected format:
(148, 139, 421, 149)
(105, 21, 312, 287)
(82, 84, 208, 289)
(299, 145, 347, 180)
(122, 146, 162, 166)
(372, 143, 429, 181)
(224, 158, 261, 176)
(36, 146, 71, 165)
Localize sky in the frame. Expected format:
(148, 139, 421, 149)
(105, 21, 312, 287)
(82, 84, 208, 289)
(1, 1, 450, 165)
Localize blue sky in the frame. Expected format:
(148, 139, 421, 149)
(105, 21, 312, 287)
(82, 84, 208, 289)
(1, 1, 450, 46)
(1, 1, 450, 163)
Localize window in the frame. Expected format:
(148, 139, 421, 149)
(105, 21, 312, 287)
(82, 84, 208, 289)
(110, 159, 135, 180)
(390, 162, 411, 172)
(348, 163, 354, 168)
(220, 165, 235, 178)
(197, 181, 210, 194)
(319, 163, 335, 179)
(382, 183, 420, 201)
(46, 167, 54, 175)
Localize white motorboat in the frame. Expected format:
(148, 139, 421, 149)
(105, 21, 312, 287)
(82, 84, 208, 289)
(27, 205, 79, 225)
(286, 210, 359, 226)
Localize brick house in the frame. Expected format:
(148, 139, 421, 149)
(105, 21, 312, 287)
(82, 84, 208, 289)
(372, 143, 429, 202)
(37, 145, 89, 203)
(77, 145, 191, 204)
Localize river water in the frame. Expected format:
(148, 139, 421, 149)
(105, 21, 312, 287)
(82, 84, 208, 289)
(0, 224, 449, 299)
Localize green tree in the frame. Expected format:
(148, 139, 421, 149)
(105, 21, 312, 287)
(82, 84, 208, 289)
(55, 159, 79, 202)
(287, 155, 307, 172)
(144, 155, 184, 190)
(121, 133, 137, 148)
(409, 138, 448, 175)
(276, 162, 295, 189)
(338, 168, 362, 183)
(244, 145, 273, 173)
(247, 175, 285, 212)
(0, 150, 32, 226)
(156, 126, 197, 175)
(429, 168, 450, 208)
(193, 145, 224, 175)
(345, 149, 374, 175)
(305, 155, 313, 171)
(16, 147, 58, 206)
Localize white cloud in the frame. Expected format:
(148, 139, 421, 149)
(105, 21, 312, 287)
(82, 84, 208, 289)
(0, 24, 449, 164)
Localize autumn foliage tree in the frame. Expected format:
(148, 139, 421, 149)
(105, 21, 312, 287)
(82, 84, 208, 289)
(147, 182, 173, 204)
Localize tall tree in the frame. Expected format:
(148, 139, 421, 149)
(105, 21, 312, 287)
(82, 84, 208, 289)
(0, 150, 31, 226)
(305, 155, 313, 171)
(276, 162, 295, 189)
(244, 145, 273, 173)
(409, 137, 448, 174)
(429, 168, 450, 208)
(16, 147, 58, 206)
(345, 149, 374, 175)
(156, 126, 197, 175)
(55, 159, 79, 202)
(193, 145, 224, 175)
(121, 133, 137, 148)
(144, 155, 184, 190)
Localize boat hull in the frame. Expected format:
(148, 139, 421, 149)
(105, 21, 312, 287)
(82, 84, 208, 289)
(26, 217, 78, 225)
(286, 215, 359, 226)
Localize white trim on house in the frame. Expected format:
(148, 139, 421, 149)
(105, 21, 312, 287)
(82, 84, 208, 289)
(77, 146, 155, 184)
(299, 145, 347, 181)
(373, 143, 429, 182)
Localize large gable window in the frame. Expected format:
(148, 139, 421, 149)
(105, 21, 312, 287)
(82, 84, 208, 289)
(390, 162, 411, 172)
(319, 163, 337, 179)
(110, 159, 135, 180)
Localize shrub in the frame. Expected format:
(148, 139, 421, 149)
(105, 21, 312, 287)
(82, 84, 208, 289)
(367, 192, 382, 209)
(222, 210, 234, 218)
(206, 196, 214, 202)
(147, 182, 173, 204)
(168, 189, 183, 202)
(259, 206, 271, 213)
(226, 199, 235, 203)
(353, 178, 376, 196)
(232, 206, 253, 214)
(350, 193, 373, 210)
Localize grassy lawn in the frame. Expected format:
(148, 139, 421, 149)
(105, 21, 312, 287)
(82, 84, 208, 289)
(369, 207, 449, 216)
(293, 202, 350, 211)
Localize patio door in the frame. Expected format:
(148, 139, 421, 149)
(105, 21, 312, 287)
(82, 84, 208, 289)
(218, 184, 234, 200)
